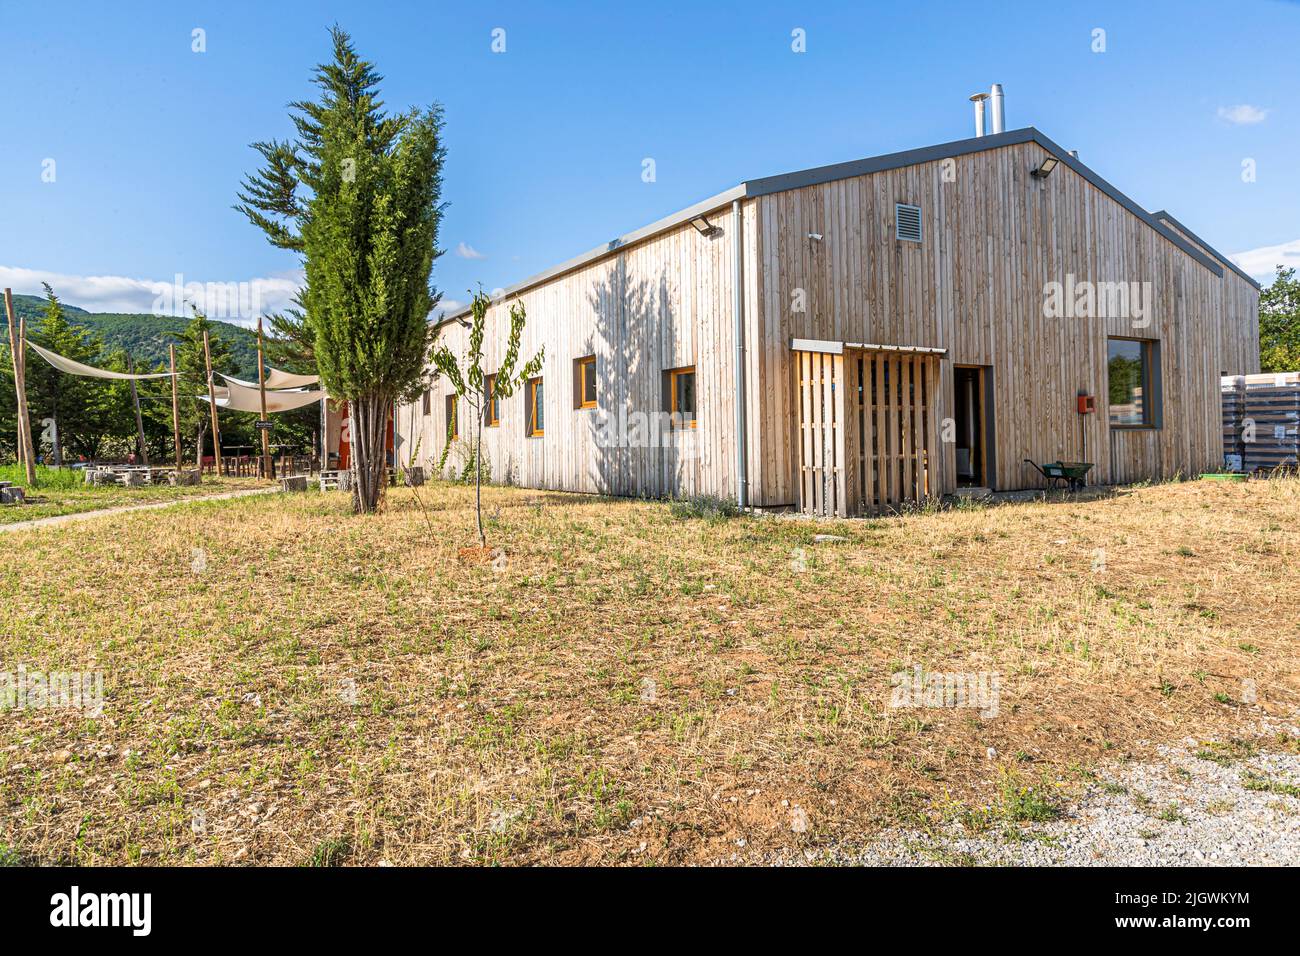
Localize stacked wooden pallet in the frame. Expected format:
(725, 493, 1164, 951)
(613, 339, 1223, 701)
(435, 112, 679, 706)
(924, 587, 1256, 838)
(1221, 373, 1300, 473)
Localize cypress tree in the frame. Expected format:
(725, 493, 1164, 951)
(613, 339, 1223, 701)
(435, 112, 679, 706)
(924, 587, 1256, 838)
(237, 26, 444, 511)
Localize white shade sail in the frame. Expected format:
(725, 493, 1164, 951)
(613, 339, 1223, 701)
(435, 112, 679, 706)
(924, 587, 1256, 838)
(221, 368, 320, 389)
(25, 339, 176, 380)
(201, 377, 325, 414)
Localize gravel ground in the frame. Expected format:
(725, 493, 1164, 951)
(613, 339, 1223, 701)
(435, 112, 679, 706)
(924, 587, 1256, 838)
(760, 727, 1300, 866)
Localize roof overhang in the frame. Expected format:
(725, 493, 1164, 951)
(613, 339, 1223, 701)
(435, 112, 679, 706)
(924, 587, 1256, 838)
(791, 338, 948, 356)
(436, 127, 1233, 326)
(1150, 210, 1262, 290)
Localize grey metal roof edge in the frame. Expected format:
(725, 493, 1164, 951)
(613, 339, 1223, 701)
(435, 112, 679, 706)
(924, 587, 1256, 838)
(1028, 130, 1223, 278)
(743, 128, 1038, 196)
(1150, 210, 1262, 289)
(438, 127, 1227, 324)
(436, 184, 746, 324)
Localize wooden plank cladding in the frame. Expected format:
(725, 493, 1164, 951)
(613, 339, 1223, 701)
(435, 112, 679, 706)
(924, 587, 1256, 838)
(754, 139, 1259, 500)
(795, 345, 940, 516)
(397, 128, 1259, 512)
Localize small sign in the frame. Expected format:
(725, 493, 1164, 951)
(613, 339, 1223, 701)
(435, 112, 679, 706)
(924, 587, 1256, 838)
(255, 421, 273, 431)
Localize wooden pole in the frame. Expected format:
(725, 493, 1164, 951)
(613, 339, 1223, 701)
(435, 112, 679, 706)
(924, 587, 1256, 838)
(127, 355, 149, 467)
(4, 287, 24, 472)
(4, 289, 37, 484)
(256, 317, 272, 479)
(169, 344, 182, 471)
(202, 330, 223, 477)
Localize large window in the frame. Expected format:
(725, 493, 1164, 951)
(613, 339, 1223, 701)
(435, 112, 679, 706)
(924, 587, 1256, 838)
(575, 355, 597, 409)
(668, 366, 696, 428)
(484, 374, 500, 427)
(445, 394, 458, 440)
(1108, 338, 1157, 427)
(527, 377, 544, 437)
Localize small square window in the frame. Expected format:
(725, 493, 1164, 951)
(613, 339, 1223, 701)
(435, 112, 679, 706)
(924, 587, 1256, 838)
(575, 355, 597, 409)
(527, 377, 544, 437)
(668, 366, 696, 428)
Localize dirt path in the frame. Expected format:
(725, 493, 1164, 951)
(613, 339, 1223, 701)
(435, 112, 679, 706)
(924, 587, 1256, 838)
(0, 488, 279, 534)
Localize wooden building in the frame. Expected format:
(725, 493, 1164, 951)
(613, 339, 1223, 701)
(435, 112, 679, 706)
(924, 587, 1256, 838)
(395, 124, 1260, 516)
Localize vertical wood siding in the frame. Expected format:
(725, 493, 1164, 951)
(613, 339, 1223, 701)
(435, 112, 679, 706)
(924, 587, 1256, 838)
(753, 141, 1260, 501)
(394, 202, 760, 501)
(398, 141, 1259, 506)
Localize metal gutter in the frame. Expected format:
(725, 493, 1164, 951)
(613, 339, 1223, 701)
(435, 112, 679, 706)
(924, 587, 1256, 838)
(435, 185, 744, 327)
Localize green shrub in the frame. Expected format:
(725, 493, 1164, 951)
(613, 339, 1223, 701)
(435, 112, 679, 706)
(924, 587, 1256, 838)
(453, 440, 491, 486)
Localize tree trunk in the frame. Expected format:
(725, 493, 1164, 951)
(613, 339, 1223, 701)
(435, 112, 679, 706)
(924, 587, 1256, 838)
(195, 423, 207, 471)
(349, 393, 390, 514)
(475, 412, 485, 547)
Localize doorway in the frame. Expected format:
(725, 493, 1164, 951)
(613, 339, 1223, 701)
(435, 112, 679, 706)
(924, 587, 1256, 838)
(954, 365, 992, 488)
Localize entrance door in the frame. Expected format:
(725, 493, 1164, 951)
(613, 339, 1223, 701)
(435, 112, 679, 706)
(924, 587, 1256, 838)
(953, 366, 991, 488)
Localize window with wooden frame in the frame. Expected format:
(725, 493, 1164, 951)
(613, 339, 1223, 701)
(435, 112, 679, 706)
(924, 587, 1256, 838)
(445, 394, 458, 440)
(484, 374, 500, 426)
(1107, 337, 1160, 428)
(527, 377, 544, 437)
(668, 366, 697, 428)
(574, 355, 597, 409)
(421, 389, 431, 416)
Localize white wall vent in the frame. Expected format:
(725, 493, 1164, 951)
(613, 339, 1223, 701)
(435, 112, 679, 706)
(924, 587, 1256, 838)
(896, 203, 922, 243)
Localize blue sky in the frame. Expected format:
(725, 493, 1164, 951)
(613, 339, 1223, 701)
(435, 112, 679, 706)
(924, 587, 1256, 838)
(1, 0, 1295, 322)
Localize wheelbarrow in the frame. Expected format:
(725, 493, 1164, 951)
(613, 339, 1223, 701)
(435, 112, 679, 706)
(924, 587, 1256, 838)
(1023, 459, 1094, 492)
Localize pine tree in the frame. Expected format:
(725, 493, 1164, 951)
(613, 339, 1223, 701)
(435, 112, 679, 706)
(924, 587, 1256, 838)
(26, 283, 106, 463)
(237, 26, 445, 512)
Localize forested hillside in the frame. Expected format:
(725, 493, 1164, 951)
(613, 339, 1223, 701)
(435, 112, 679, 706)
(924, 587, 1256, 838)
(6, 294, 259, 375)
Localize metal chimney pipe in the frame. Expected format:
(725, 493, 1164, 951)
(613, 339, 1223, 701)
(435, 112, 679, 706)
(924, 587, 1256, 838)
(990, 83, 1005, 133)
(969, 93, 989, 137)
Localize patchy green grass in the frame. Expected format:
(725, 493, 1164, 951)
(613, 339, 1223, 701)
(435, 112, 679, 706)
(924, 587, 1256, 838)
(1241, 773, 1300, 798)
(0, 477, 1297, 865)
(669, 493, 741, 522)
(0, 469, 272, 525)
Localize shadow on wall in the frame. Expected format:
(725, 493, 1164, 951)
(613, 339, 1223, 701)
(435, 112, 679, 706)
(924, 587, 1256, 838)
(586, 255, 691, 499)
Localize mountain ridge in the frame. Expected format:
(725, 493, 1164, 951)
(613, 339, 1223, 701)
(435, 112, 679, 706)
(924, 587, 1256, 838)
(5, 293, 259, 375)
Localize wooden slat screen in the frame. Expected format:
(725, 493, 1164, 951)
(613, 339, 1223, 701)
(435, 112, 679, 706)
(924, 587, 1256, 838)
(796, 350, 845, 516)
(797, 349, 940, 516)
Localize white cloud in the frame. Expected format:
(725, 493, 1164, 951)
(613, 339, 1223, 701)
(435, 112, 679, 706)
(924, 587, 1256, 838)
(1229, 240, 1300, 283)
(0, 264, 303, 327)
(2, 264, 469, 325)
(455, 241, 486, 260)
(1217, 104, 1269, 125)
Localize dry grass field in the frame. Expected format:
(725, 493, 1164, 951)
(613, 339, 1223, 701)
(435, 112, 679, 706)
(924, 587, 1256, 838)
(1, 477, 1297, 865)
